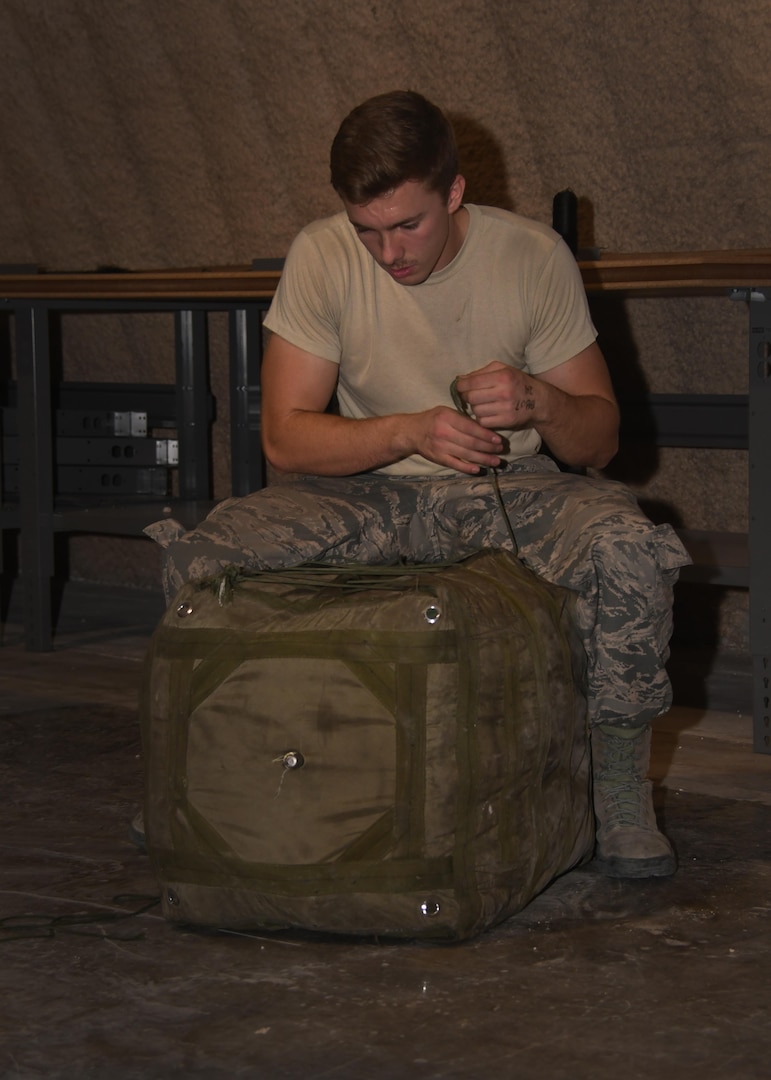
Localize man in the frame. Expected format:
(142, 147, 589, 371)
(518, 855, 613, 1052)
(149, 90, 689, 878)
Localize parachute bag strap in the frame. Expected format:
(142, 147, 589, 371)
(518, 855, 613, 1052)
(189, 649, 250, 714)
(445, 577, 486, 933)
(168, 652, 195, 785)
(138, 634, 161, 751)
(450, 376, 518, 556)
(496, 627, 524, 864)
(222, 854, 455, 896)
(393, 658, 429, 860)
(147, 649, 197, 860)
(342, 655, 398, 719)
(334, 808, 396, 863)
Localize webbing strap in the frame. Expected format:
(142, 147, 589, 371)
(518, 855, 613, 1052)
(157, 852, 456, 895)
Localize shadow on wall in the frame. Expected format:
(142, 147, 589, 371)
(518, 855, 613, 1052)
(573, 207, 729, 684)
(450, 113, 517, 212)
(589, 293, 662, 489)
(587, 294, 726, 670)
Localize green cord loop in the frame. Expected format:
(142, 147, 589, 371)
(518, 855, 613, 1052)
(449, 376, 518, 556)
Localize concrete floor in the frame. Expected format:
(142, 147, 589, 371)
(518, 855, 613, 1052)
(1, 581, 770, 1080)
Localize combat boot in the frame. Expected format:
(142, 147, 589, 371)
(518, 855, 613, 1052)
(590, 721, 676, 878)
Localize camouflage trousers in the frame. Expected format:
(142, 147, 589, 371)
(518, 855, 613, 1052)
(146, 455, 691, 729)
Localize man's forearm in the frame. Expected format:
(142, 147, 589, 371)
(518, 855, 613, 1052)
(263, 404, 507, 477)
(533, 387, 619, 469)
(263, 409, 413, 476)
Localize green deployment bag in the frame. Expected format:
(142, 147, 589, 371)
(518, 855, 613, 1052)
(140, 549, 593, 942)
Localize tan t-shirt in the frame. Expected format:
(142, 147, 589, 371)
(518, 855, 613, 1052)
(264, 203, 597, 477)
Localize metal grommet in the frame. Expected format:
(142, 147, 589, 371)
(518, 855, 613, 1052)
(419, 899, 441, 917)
(166, 889, 180, 906)
(423, 605, 441, 625)
(176, 601, 194, 618)
(280, 750, 305, 770)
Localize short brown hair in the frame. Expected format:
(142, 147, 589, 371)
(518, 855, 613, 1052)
(330, 90, 459, 204)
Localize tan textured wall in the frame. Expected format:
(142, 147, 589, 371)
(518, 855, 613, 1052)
(2, 0, 769, 647)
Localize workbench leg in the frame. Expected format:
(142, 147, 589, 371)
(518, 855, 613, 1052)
(748, 288, 771, 753)
(175, 310, 211, 501)
(16, 303, 55, 651)
(229, 306, 265, 497)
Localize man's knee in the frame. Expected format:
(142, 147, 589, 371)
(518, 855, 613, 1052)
(150, 478, 408, 602)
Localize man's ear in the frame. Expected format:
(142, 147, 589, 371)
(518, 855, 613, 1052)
(447, 174, 466, 213)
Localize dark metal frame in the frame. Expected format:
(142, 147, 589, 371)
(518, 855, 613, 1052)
(1, 295, 270, 651)
(746, 288, 771, 752)
(619, 393, 748, 448)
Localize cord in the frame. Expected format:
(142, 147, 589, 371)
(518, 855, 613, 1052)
(449, 377, 519, 555)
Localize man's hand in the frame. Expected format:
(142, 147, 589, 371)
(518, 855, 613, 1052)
(405, 405, 504, 474)
(452, 347, 620, 470)
(453, 361, 538, 431)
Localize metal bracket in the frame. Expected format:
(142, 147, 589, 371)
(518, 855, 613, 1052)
(729, 287, 767, 303)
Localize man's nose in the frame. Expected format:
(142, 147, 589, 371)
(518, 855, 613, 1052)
(381, 233, 403, 265)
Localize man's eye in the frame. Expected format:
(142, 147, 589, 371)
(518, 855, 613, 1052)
(402, 222, 420, 231)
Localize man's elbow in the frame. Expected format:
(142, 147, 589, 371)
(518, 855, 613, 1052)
(587, 403, 620, 469)
(261, 423, 294, 475)
(586, 430, 619, 470)
(262, 438, 297, 476)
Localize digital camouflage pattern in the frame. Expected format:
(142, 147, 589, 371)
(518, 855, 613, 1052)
(145, 455, 690, 729)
